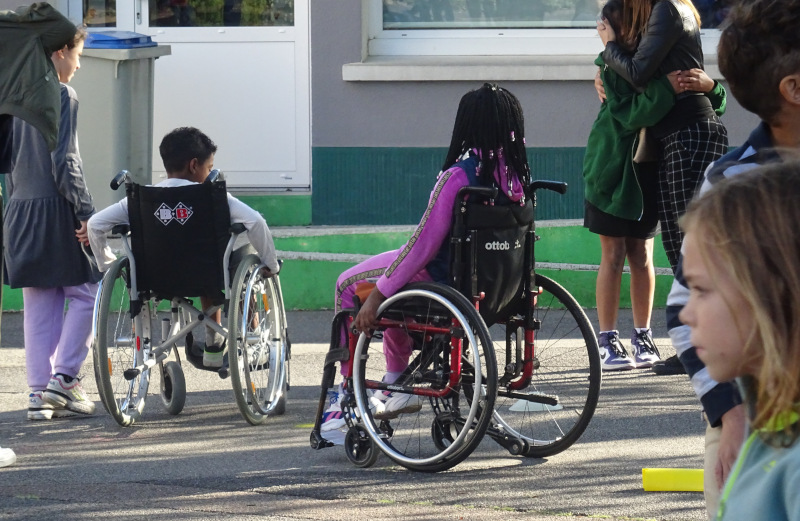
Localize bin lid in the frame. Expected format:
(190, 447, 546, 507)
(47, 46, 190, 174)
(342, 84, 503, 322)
(85, 31, 157, 49)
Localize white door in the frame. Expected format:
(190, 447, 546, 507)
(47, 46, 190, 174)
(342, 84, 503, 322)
(77, 0, 310, 190)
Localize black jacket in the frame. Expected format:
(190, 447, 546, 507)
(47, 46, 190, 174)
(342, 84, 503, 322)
(602, 0, 703, 89)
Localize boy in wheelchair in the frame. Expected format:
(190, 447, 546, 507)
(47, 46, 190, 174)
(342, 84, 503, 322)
(88, 126, 279, 368)
(320, 83, 532, 441)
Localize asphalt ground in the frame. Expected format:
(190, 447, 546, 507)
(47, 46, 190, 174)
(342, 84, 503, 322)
(0, 309, 707, 521)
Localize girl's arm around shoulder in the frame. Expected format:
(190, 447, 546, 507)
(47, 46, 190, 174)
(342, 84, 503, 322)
(602, 0, 682, 88)
(227, 193, 279, 273)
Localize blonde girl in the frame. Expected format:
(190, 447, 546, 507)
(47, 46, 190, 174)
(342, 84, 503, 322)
(679, 162, 800, 521)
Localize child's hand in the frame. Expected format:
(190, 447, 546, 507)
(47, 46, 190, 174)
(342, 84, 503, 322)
(669, 69, 715, 94)
(259, 266, 275, 278)
(75, 220, 89, 246)
(597, 18, 616, 46)
(354, 288, 387, 333)
(594, 68, 607, 103)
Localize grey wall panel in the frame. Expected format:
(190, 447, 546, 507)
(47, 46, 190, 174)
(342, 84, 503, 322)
(311, 1, 761, 149)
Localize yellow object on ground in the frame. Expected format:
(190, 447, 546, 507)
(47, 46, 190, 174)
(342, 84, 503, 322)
(642, 468, 704, 492)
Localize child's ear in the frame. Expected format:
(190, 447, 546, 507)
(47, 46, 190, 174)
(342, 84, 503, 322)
(779, 74, 800, 106)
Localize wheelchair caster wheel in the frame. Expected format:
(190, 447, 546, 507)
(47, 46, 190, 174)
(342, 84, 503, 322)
(160, 361, 186, 415)
(344, 425, 379, 468)
(506, 438, 528, 456)
(431, 417, 458, 452)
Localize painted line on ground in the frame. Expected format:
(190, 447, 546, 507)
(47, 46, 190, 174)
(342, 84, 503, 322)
(271, 220, 584, 238)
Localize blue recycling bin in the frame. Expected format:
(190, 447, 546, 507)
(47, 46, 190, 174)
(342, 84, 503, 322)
(69, 31, 170, 210)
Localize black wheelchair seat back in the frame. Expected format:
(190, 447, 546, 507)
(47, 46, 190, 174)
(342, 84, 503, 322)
(453, 197, 534, 325)
(126, 179, 232, 300)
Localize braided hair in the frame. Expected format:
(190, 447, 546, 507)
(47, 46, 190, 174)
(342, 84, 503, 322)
(441, 83, 531, 189)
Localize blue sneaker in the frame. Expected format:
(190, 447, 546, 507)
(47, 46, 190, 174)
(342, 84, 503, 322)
(598, 331, 635, 371)
(631, 328, 661, 368)
(321, 385, 346, 432)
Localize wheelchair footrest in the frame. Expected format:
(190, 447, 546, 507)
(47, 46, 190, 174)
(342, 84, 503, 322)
(498, 389, 559, 406)
(309, 430, 336, 450)
(485, 424, 528, 456)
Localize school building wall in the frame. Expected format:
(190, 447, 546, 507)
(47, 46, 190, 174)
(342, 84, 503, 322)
(308, 0, 760, 226)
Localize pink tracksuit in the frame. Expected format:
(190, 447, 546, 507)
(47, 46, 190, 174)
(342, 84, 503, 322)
(334, 152, 524, 375)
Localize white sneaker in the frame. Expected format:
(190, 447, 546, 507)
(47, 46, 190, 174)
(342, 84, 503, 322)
(371, 390, 423, 420)
(0, 446, 16, 468)
(203, 345, 225, 368)
(42, 374, 95, 415)
(320, 385, 348, 445)
(321, 386, 347, 432)
(27, 391, 74, 421)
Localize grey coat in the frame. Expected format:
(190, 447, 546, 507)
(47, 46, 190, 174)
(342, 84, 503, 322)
(3, 84, 100, 288)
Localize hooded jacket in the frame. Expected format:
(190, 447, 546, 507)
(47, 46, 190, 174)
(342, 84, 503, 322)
(0, 3, 76, 152)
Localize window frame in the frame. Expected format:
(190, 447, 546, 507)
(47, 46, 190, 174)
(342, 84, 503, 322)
(366, 0, 721, 58)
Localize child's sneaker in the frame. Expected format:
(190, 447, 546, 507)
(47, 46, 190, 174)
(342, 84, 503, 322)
(598, 330, 635, 371)
(42, 374, 95, 415)
(371, 390, 423, 420)
(631, 328, 661, 368)
(203, 344, 225, 368)
(320, 385, 348, 445)
(27, 391, 74, 420)
(321, 386, 347, 432)
(0, 446, 15, 468)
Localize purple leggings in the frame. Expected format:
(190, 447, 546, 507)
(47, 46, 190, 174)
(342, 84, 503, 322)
(23, 283, 98, 390)
(334, 250, 432, 376)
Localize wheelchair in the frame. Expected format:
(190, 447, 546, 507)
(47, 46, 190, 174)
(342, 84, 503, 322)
(91, 170, 290, 426)
(310, 180, 601, 472)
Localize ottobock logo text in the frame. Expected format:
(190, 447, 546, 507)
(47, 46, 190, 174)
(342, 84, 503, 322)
(155, 202, 193, 225)
(485, 240, 523, 251)
(485, 241, 510, 251)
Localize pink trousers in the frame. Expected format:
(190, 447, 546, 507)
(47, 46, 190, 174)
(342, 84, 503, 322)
(23, 283, 98, 390)
(334, 250, 432, 376)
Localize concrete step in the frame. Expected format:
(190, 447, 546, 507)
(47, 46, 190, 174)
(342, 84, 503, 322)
(0, 222, 674, 311)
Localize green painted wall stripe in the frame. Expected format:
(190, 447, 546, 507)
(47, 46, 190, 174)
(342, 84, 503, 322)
(237, 193, 312, 226)
(311, 147, 586, 225)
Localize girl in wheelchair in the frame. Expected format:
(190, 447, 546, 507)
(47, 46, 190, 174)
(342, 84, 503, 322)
(88, 127, 279, 368)
(320, 83, 532, 442)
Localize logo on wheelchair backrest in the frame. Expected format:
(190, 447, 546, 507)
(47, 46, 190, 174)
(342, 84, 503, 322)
(154, 202, 194, 225)
(485, 241, 510, 251)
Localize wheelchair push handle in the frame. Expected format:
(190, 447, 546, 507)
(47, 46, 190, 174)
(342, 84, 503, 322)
(110, 170, 130, 191)
(205, 169, 224, 183)
(529, 180, 568, 195)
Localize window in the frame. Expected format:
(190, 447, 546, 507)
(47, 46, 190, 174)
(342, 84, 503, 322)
(148, 0, 294, 27)
(368, 0, 726, 56)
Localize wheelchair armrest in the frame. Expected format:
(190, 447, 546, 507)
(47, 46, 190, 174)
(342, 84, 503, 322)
(230, 223, 246, 235)
(111, 224, 130, 235)
(457, 185, 499, 201)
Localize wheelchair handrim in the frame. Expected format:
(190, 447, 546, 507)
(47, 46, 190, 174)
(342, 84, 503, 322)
(353, 288, 483, 466)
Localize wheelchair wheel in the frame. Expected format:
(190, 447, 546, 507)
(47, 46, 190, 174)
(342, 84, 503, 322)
(159, 361, 186, 415)
(93, 256, 151, 426)
(229, 255, 290, 425)
(344, 425, 380, 468)
(353, 282, 496, 472)
(490, 274, 601, 458)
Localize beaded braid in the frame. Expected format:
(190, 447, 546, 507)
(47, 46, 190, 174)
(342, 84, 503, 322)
(441, 83, 531, 189)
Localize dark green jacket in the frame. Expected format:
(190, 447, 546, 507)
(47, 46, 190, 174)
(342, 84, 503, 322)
(0, 3, 76, 152)
(582, 54, 727, 221)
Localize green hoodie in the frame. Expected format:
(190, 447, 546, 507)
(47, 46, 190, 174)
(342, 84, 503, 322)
(0, 3, 76, 152)
(582, 54, 727, 221)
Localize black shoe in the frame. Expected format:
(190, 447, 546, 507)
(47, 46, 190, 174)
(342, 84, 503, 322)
(652, 354, 686, 375)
